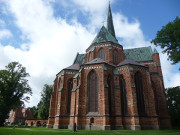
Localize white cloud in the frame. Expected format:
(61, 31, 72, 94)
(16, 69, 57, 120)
(0, 0, 94, 107)
(0, 0, 179, 108)
(0, 19, 5, 26)
(159, 50, 180, 88)
(114, 13, 149, 48)
(0, 29, 13, 39)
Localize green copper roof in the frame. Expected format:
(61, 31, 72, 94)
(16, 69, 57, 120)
(73, 53, 86, 64)
(124, 46, 153, 62)
(91, 26, 119, 45)
(107, 3, 116, 38)
(73, 47, 154, 65)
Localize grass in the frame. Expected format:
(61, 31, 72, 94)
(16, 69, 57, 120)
(0, 127, 180, 135)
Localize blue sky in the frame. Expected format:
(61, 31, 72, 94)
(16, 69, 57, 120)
(0, 0, 179, 107)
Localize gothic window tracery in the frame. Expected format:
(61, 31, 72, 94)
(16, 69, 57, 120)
(134, 72, 146, 116)
(98, 48, 105, 60)
(113, 50, 119, 65)
(120, 75, 127, 115)
(88, 70, 98, 112)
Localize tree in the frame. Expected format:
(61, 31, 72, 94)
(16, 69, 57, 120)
(31, 106, 38, 119)
(166, 86, 180, 127)
(151, 17, 180, 64)
(0, 62, 32, 126)
(37, 84, 53, 120)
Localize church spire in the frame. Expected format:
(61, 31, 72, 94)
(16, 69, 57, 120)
(107, 2, 116, 38)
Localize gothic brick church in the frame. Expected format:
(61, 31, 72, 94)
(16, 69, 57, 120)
(47, 4, 171, 130)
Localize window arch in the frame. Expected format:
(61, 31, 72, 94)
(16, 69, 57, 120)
(113, 50, 119, 65)
(120, 75, 127, 115)
(134, 72, 146, 116)
(88, 70, 98, 112)
(98, 48, 105, 60)
(67, 78, 73, 114)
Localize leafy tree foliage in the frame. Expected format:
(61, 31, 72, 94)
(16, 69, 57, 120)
(37, 84, 53, 120)
(166, 86, 180, 127)
(31, 106, 38, 119)
(0, 62, 32, 126)
(151, 17, 180, 64)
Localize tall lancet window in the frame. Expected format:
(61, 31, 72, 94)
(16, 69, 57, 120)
(120, 75, 127, 115)
(89, 52, 92, 61)
(88, 70, 98, 112)
(113, 50, 119, 65)
(58, 78, 61, 89)
(134, 72, 146, 116)
(67, 78, 73, 114)
(107, 75, 112, 115)
(98, 48, 105, 60)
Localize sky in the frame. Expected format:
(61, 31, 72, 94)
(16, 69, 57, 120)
(0, 0, 180, 107)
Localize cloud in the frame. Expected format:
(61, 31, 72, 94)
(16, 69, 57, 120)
(159, 50, 180, 88)
(0, 0, 94, 107)
(0, 29, 13, 39)
(0, 19, 5, 26)
(114, 13, 149, 48)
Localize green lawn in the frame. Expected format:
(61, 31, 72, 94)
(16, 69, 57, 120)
(0, 127, 180, 135)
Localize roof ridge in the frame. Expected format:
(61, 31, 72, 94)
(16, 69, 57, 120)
(124, 46, 152, 50)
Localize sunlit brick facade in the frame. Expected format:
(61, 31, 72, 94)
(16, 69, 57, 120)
(47, 4, 171, 130)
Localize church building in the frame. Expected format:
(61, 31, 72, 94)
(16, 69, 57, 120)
(47, 4, 171, 130)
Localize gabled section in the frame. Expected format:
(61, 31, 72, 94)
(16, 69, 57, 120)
(91, 26, 119, 45)
(73, 53, 86, 65)
(107, 3, 116, 38)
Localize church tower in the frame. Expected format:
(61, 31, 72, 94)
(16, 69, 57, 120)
(47, 3, 171, 130)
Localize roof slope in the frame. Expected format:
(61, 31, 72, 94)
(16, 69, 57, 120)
(117, 59, 145, 67)
(84, 58, 106, 65)
(124, 46, 153, 62)
(64, 64, 80, 70)
(91, 26, 119, 45)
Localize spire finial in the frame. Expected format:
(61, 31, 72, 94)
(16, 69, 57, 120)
(107, 2, 116, 38)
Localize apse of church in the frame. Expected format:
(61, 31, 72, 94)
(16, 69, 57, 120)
(47, 4, 171, 130)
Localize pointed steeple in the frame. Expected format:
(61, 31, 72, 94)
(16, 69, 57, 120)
(107, 3, 116, 38)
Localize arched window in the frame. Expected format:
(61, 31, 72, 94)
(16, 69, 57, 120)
(120, 75, 127, 115)
(98, 48, 105, 60)
(134, 72, 146, 116)
(113, 50, 119, 65)
(107, 75, 112, 115)
(67, 78, 73, 114)
(88, 70, 98, 112)
(89, 52, 92, 61)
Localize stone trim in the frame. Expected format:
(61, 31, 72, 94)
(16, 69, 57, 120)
(118, 66, 147, 71)
(54, 114, 159, 118)
(84, 66, 103, 70)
